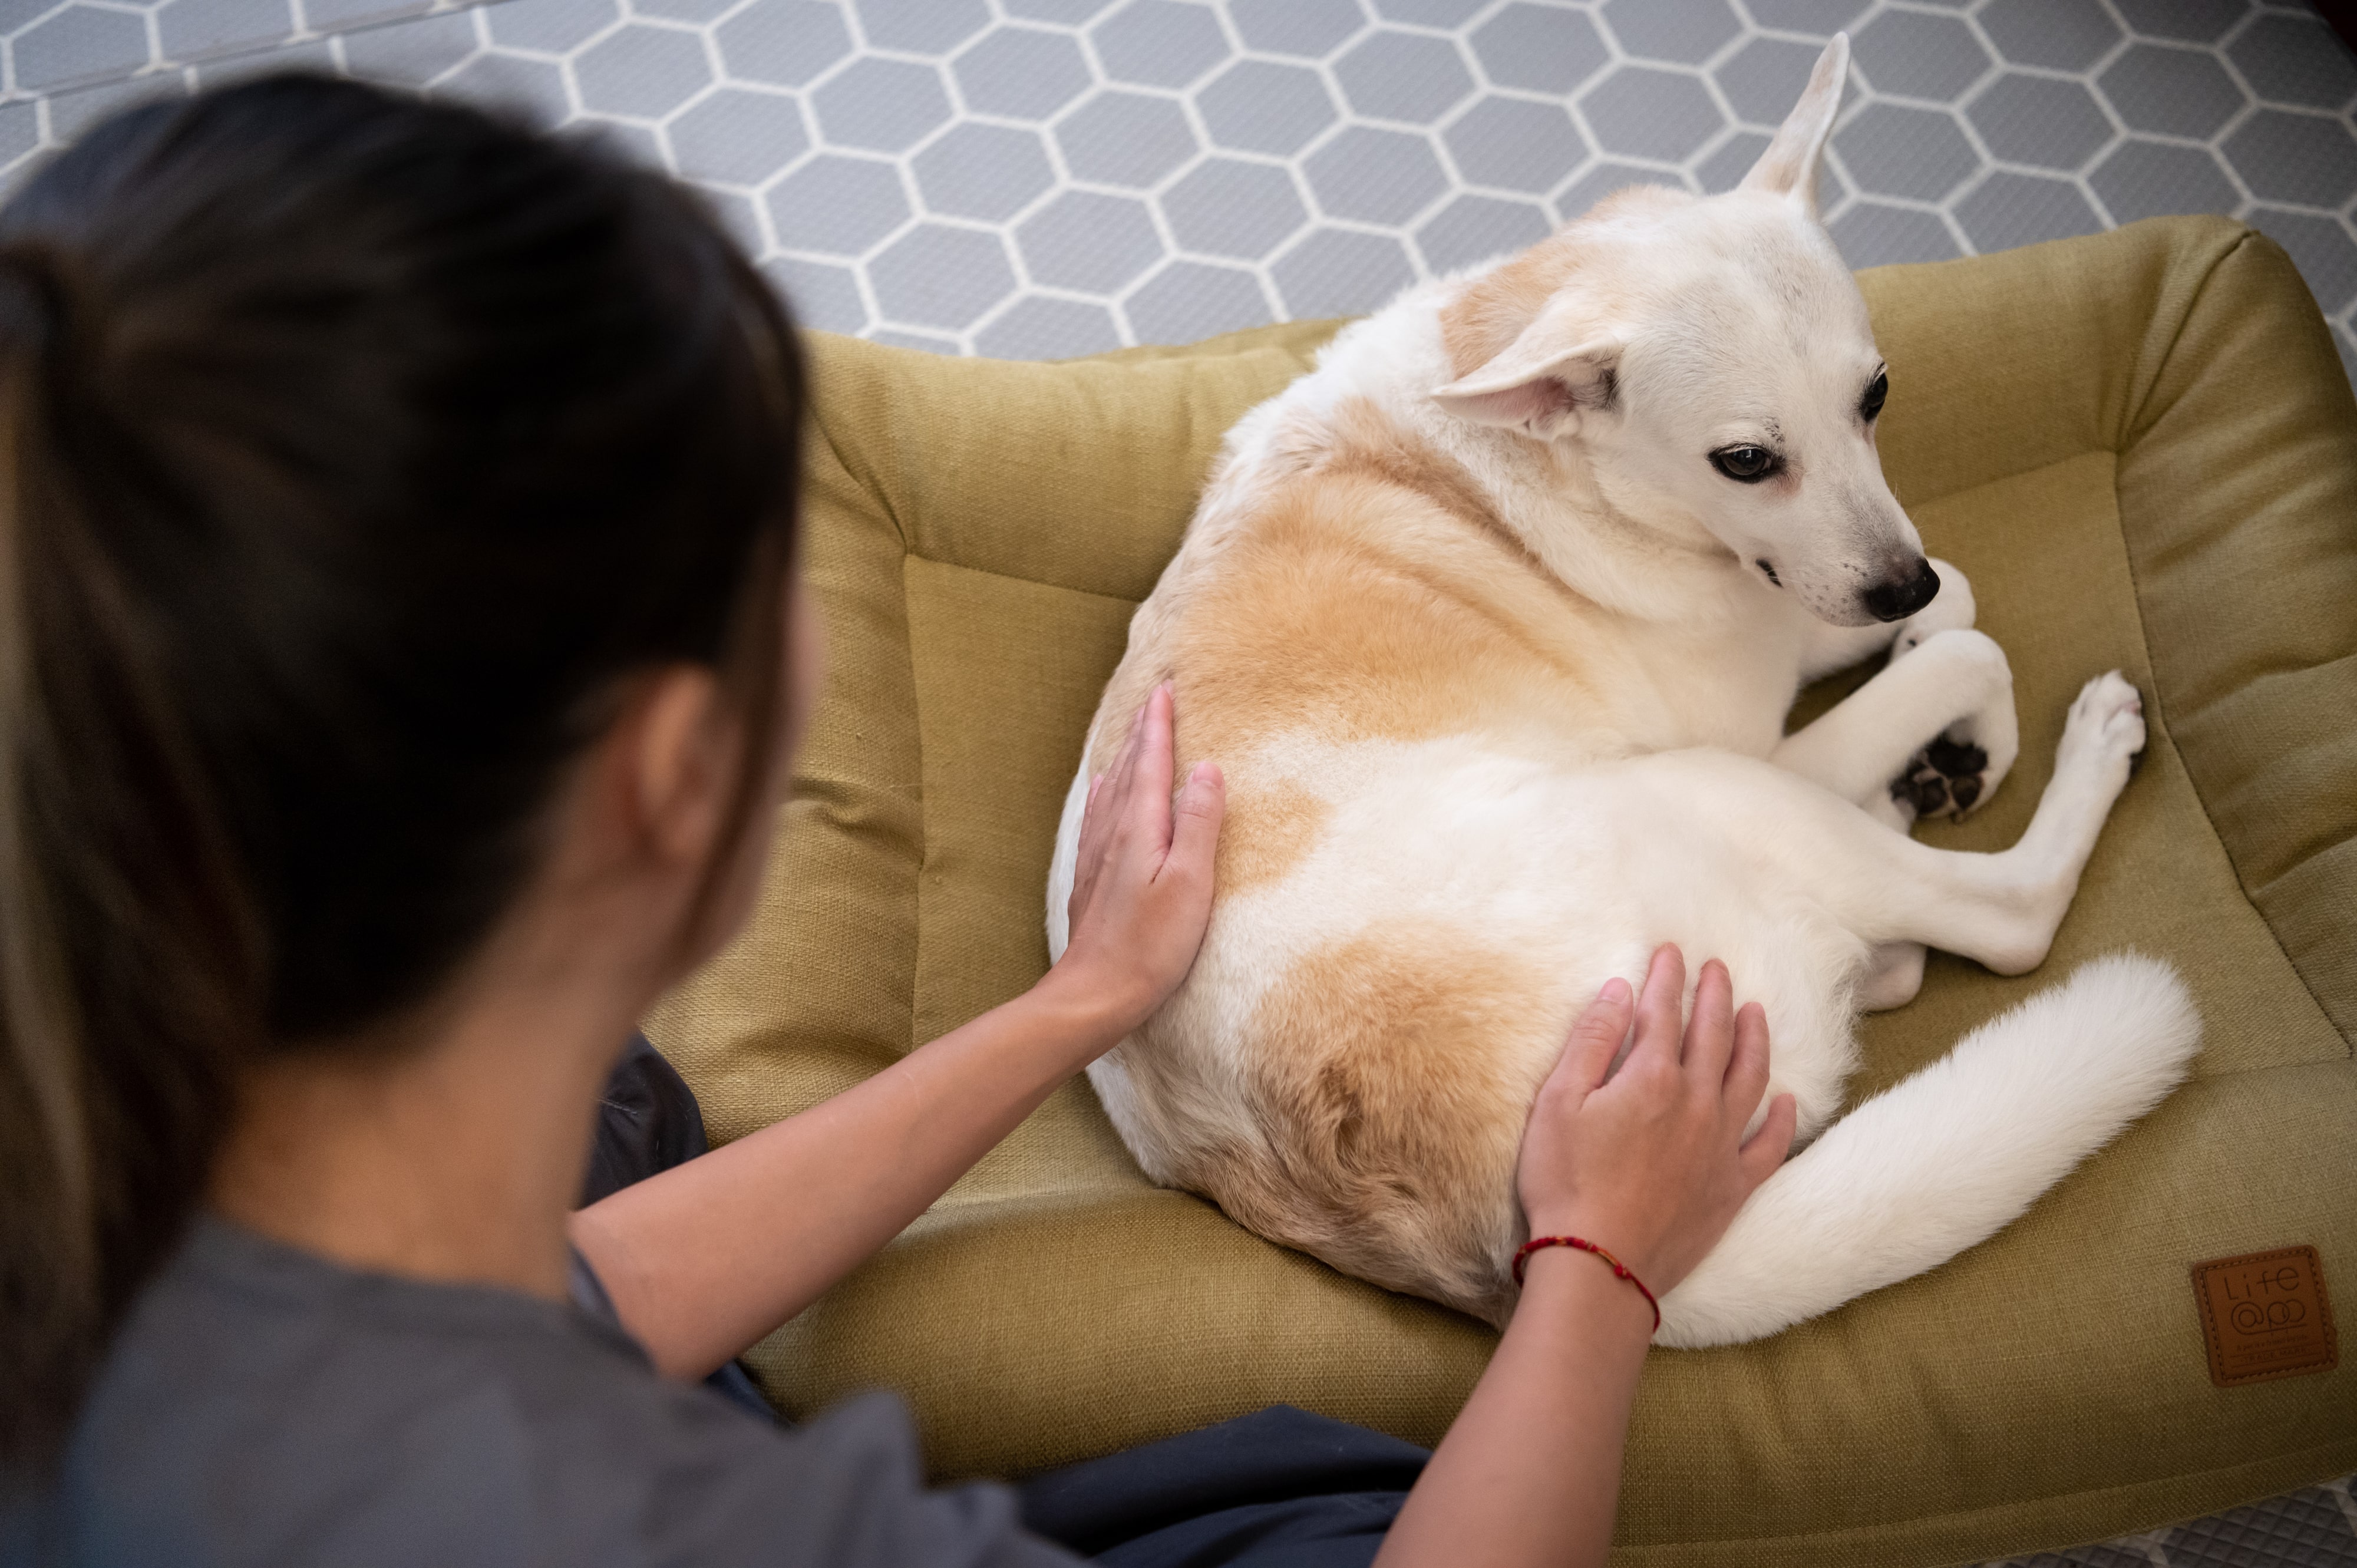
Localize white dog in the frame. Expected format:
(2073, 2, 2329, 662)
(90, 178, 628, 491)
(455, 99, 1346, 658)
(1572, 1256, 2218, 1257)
(1046, 37, 2200, 1345)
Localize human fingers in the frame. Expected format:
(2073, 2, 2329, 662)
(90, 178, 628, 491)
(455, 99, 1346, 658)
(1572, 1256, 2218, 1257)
(1165, 760, 1224, 890)
(1684, 959, 1736, 1087)
(1072, 707, 1147, 922)
(1738, 1092, 1798, 1191)
(1076, 767, 1114, 864)
(1626, 944, 1686, 1071)
(1068, 773, 1110, 914)
(1078, 705, 1144, 863)
(1128, 683, 1177, 852)
(1095, 702, 1149, 849)
(1548, 977, 1635, 1101)
(1722, 1001, 1772, 1125)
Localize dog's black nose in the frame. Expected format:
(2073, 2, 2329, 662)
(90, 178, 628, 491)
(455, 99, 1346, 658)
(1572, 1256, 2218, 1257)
(1862, 558, 1940, 622)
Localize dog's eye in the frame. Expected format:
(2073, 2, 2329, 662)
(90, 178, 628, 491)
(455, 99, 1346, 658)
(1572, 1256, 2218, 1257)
(1709, 445, 1778, 483)
(1861, 369, 1888, 422)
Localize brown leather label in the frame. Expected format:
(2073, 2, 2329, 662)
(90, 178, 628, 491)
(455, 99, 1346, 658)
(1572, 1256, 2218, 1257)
(2191, 1246, 2337, 1387)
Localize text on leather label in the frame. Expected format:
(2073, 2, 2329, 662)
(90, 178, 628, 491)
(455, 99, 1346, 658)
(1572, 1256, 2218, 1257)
(2191, 1246, 2337, 1388)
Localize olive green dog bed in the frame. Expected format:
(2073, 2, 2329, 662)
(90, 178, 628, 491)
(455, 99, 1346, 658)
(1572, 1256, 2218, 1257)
(646, 214, 2356, 1567)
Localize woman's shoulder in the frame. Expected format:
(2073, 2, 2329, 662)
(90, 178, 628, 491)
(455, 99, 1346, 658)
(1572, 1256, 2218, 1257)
(18, 1217, 1071, 1568)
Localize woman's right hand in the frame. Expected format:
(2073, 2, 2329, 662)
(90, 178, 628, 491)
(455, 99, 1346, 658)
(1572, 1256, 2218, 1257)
(1515, 945, 1797, 1298)
(1381, 946, 1797, 1568)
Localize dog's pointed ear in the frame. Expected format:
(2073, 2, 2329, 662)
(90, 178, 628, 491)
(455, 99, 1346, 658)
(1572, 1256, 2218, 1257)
(1739, 32, 1847, 214)
(1431, 318, 1620, 439)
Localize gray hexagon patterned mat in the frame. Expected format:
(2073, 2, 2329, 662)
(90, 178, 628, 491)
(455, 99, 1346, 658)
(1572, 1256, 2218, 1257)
(1, 0, 2353, 1562)
(6, 0, 2357, 382)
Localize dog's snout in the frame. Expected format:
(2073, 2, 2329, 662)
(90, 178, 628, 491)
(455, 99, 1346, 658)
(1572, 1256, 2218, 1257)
(1861, 558, 1940, 623)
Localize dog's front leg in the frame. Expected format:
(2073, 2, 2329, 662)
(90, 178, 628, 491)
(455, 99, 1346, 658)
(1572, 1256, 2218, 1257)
(1772, 626, 2019, 830)
(1797, 619, 1907, 685)
(1794, 556, 1975, 682)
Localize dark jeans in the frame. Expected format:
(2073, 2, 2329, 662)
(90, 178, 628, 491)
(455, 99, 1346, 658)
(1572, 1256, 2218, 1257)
(585, 1036, 1426, 1566)
(578, 1033, 775, 1418)
(1019, 1405, 1424, 1567)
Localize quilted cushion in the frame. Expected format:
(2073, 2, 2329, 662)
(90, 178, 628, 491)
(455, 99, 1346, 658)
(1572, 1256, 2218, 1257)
(646, 215, 2356, 1567)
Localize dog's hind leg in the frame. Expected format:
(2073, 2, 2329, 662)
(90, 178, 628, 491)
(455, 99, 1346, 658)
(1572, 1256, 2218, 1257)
(1858, 940, 1926, 1011)
(1772, 626, 2019, 830)
(1631, 675, 2184, 1346)
(1660, 670, 2141, 975)
(1838, 671, 2136, 973)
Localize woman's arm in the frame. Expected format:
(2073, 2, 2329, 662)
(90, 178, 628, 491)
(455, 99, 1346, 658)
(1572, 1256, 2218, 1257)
(570, 684, 1222, 1380)
(1375, 946, 1798, 1568)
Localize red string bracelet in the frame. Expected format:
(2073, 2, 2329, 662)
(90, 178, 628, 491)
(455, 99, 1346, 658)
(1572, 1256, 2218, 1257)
(1512, 1236, 1661, 1333)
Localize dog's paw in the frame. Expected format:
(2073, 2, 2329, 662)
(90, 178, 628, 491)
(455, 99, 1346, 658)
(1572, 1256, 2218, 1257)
(2055, 670, 2147, 780)
(1889, 725, 1992, 820)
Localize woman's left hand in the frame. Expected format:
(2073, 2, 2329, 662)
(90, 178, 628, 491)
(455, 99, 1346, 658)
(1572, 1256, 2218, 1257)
(579, 684, 1223, 1379)
(1056, 681, 1224, 1038)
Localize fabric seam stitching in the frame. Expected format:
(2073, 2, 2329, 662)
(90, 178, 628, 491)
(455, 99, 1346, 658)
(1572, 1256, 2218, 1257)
(2109, 229, 2353, 1055)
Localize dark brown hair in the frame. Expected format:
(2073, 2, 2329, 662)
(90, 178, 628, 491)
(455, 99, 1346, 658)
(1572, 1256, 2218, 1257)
(0, 75, 804, 1463)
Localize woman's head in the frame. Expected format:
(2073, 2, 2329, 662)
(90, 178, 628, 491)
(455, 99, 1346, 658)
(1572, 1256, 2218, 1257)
(0, 75, 804, 1460)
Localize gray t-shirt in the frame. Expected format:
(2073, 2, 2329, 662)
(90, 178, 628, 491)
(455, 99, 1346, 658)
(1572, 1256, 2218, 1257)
(7, 1216, 1080, 1567)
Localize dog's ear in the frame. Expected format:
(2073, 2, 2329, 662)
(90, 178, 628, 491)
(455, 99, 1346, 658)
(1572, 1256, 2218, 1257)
(1431, 316, 1620, 439)
(1739, 32, 1847, 214)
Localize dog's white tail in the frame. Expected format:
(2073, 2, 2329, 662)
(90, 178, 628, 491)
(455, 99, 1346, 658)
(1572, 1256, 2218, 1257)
(1655, 953, 2201, 1348)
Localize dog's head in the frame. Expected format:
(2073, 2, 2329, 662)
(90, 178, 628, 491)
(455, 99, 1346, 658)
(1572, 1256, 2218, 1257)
(1431, 36, 1935, 628)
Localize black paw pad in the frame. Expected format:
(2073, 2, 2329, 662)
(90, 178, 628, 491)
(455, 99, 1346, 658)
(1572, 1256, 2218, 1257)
(1891, 730, 1990, 821)
(1925, 735, 1988, 779)
(1891, 767, 1950, 817)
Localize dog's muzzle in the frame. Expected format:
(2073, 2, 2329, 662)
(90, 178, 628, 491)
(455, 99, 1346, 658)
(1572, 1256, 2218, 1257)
(1862, 558, 1940, 622)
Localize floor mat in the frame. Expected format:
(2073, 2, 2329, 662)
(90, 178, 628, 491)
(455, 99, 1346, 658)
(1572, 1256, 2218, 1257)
(4, 0, 2354, 386)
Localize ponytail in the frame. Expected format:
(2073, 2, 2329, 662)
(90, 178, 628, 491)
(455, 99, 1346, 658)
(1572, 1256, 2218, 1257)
(0, 239, 265, 1464)
(0, 247, 101, 1458)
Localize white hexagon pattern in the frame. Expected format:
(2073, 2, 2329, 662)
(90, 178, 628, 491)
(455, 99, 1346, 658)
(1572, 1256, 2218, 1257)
(0, 4, 2352, 1560)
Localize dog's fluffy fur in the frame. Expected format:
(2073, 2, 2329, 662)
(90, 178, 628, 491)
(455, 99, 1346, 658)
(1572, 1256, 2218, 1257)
(1045, 37, 2201, 1344)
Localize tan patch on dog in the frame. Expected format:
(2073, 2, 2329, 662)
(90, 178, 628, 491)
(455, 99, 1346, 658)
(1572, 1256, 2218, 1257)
(1174, 924, 1561, 1322)
(1214, 784, 1329, 896)
(1088, 464, 1612, 781)
(1322, 398, 1536, 566)
(1085, 403, 1530, 778)
(1092, 497, 1550, 767)
(1440, 232, 1589, 381)
(1582, 183, 1695, 225)
(1083, 391, 1628, 920)
(1436, 184, 1688, 381)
